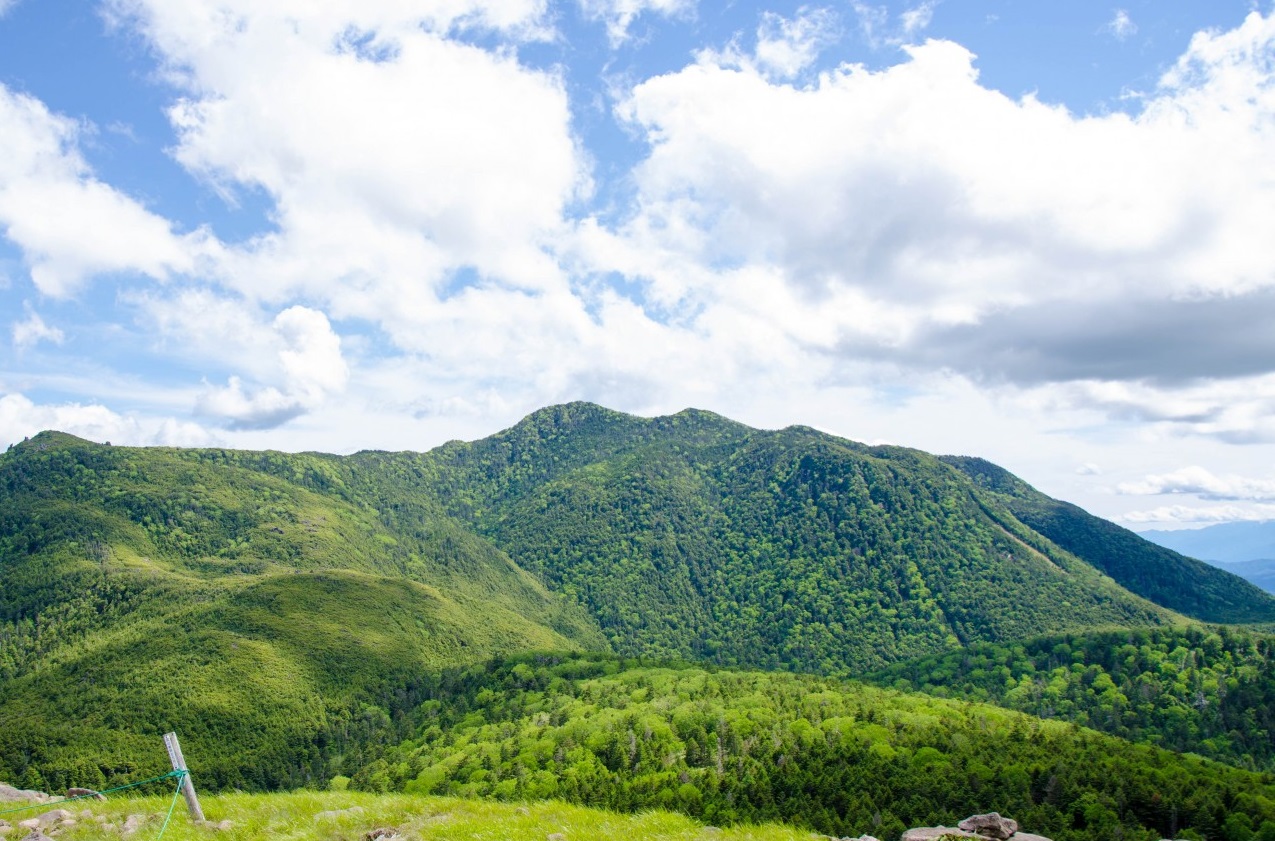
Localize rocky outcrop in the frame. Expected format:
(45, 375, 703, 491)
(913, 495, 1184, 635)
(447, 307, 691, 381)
(902, 814, 1052, 841)
(958, 814, 1018, 840)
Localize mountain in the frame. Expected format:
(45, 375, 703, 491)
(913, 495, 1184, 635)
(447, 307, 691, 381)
(0, 430, 603, 790)
(3, 403, 1275, 792)
(410, 403, 1273, 669)
(941, 456, 1275, 624)
(1140, 522, 1275, 593)
(1140, 520, 1275, 565)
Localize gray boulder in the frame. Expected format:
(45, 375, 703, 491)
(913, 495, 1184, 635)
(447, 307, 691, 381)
(901, 829, 982, 840)
(958, 813, 1019, 840)
(0, 785, 48, 804)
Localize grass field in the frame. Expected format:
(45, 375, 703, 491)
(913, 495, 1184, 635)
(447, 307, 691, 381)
(3, 791, 817, 841)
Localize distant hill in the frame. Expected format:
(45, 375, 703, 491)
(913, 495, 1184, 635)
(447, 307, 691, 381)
(1140, 520, 1275, 564)
(4, 404, 1275, 791)
(1139, 521, 1275, 593)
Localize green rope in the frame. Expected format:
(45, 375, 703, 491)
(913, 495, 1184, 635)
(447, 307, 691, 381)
(0, 769, 186, 817)
(154, 770, 187, 841)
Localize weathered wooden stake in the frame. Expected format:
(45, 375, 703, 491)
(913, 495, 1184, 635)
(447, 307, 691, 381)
(162, 731, 205, 822)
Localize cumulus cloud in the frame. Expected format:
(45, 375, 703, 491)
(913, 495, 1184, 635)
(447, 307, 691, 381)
(113, 0, 583, 322)
(1118, 466, 1275, 501)
(193, 306, 348, 430)
(12, 307, 64, 349)
(0, 391, 218, 448)
(598, 10, 1275, 443)
(0, 84, 210, 296)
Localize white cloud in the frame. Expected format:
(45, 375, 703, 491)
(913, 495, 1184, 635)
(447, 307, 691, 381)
(1119, 503, 1275, 526)
(597, 11, 1275, 444)
(849, 1, 935, 47)
(115, 1, 584, 322)
(0, 84, 211, 297)
(1105, 10, 1137, 41)
(1076, 462, 1102, 476)
(755, 8, 840, 80)
(576, 0, 694, 46)
(12, 308, 64, 349)
(1118, 466, 1275, 501)
(900, 1, 939, 35)
(0, 391, 218, 448)
(0, 0, 19, 18)
(192, 305, 348, 430)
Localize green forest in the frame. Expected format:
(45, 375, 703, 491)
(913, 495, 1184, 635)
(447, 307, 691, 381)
(4, 403, 1275, 840)
(346, 652, 1275, 841)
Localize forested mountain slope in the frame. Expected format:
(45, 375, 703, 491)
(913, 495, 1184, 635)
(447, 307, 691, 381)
(394, 403, 1274, 671)
(0, 431, 603, 789)
(944, 456, 1274, 624)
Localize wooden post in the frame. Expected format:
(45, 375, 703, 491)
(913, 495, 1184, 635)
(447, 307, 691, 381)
(162, 732, 205, 822)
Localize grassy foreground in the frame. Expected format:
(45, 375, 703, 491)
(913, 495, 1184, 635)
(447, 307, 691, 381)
(20, 791, 811, 841)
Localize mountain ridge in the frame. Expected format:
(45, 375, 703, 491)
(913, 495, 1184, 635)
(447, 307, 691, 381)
(4, 402, 1275, 792)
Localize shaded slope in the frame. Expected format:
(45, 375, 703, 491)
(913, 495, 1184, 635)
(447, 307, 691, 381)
(943, 456, 1275, 624)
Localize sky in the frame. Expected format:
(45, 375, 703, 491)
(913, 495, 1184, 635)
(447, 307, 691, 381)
(2, 0, 1274, 530)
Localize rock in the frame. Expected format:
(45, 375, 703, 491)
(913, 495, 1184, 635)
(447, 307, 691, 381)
(15, 822, 37, 831)
(364, 829, 400, 840)
(121, 813, 147, 836)
(18, 830, 52, 841)
(959, 813, 1018, 840)
(1007, 834, 1053, 841)
(902, 830, 982, 841)
(65, 788, 106, 802)
(34, 810, 71, 827)
(0, 785, 48, 804)
(548, 834, 567, 841)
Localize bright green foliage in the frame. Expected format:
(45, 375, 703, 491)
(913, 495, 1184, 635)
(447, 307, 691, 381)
(41, 790, 808, 841)
(0, 432, 601, 791)
(871, 625, 1275, 772)
(352, 653, 1275, 841)
(944, 456, 1275, 624)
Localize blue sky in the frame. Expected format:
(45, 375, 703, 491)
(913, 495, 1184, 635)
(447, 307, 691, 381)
(2, 0, 1275, 528)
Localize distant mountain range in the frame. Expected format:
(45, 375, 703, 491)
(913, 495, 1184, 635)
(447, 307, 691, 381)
(1140, 520, 1275, 592)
